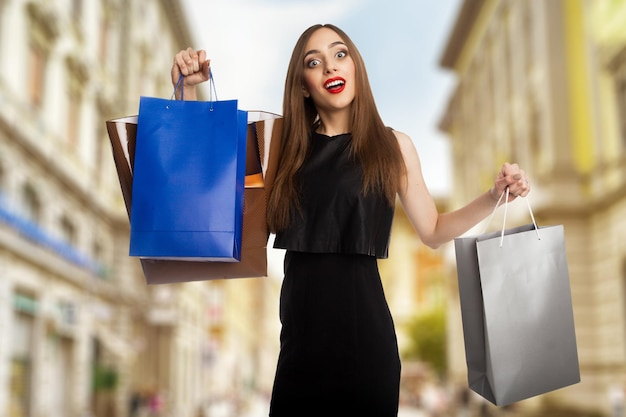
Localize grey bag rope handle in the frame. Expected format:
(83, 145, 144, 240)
(482, 188, 541, 247)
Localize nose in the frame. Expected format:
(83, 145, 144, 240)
(324, 61, 337, 74)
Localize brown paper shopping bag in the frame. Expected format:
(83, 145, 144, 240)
(106, 111, 283, 284)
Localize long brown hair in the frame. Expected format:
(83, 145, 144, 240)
(267, 24, 406, 232)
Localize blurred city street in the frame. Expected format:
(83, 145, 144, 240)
(214, 398, 430, 417)
(2, 0, 626, 416)
(397, 406, 429, 417)
(200, 401, 429, 417)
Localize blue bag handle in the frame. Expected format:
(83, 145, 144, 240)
(172, 69, 218, 107)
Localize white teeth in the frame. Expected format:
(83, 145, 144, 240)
(325, 80, 344, 89)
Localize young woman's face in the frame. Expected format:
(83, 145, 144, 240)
(301, 27, 356, 114)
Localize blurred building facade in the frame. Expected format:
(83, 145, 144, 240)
(439, 0, 626, 414)
(381, 200, 449, 353)
(0, 1, 282, 416)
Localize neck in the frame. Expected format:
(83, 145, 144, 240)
(316, 108, 350, 136)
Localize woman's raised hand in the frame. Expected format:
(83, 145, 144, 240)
(490, 162, 531, 202)
(171, 47, 211, 100)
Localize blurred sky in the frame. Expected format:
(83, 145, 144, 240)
(181, 0, 462, 197)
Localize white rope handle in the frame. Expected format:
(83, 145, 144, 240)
(525, 197, 540, 239)
(481, 188, 541, 247)
(499, 188, 510, 247)
(481, 189, 506, 234)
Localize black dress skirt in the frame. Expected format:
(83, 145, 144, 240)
(270, 132, 401, 416)
(269, 251, 401, 416)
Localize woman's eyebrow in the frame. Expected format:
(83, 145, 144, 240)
(304, 41, 347, 58)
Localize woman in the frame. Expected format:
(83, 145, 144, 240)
(171, 24, 530, 416)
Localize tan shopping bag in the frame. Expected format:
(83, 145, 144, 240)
(106, 111, 283, 284)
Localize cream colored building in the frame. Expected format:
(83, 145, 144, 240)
(380, 200, 449, 355)
(0, 1, 282, 417)
(439, 0, 626, 414)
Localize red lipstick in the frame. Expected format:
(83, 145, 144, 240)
(324, 77, 346, 94)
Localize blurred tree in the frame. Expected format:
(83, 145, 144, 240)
(93, 365, 119, 391)
(403, 307, 447, 377)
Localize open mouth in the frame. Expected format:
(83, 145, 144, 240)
(324, 77, 346, 93)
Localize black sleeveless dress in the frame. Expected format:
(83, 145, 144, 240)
(269, 132, 401, 416)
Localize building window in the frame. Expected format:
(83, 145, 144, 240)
(623, 257, 626, 358)
(66, 91, 80, 148)
(45, 332, 73, 416)
(0, 159, 5, 193)
(59, 215, 76, 246)
(523, 2, 534, 74)
(72, 0, 83, 24)
(21, 183, 41, 224)
(65, 54, 87, 151)
(93, 240, 102, 261)
(617, 76, 626, 149)
(0, 158, 7, 213)
(94, 124, 105, 182)
(10, 293, 37, 417)
(611, 47, 626, 150)
(99, 14, 110, 63)
(28, 43, 46, 108)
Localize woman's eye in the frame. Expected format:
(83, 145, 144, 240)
(336, 51, 347, 59)
(307, 58, 321, 68)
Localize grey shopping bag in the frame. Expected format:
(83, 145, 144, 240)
(454, 195, 579, 406)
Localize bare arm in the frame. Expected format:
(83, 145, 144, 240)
(395, 130, 530, 249)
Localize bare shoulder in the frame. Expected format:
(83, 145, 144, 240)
(391, 129, 411, 144)
(391, 130, 419, 159)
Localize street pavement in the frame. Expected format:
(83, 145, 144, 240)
(236, 397, 429, 417)
(398, 406, 429, 417)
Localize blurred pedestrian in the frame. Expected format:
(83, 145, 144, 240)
(609, 383, 625, 417)
(129, 391, 141, 417)
(457, 387, 471, 417)
(422, 381, 449, 416)
(148, 389, 164, 417)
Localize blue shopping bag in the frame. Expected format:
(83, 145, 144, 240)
(130, 75, 248, 261)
